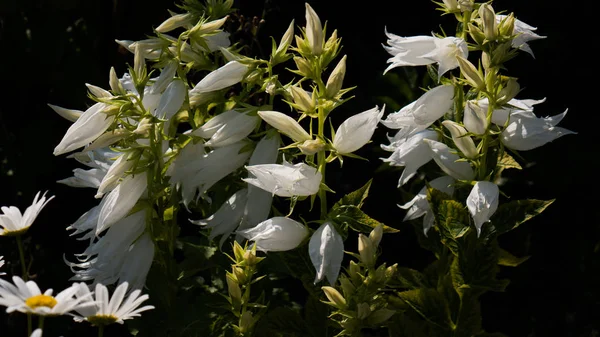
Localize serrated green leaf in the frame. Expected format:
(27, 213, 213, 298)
(393, 288, 454, 331)
(497, 248, 530, 267)
(330, 205, 399, 234)
(390, 267, 431, 290)
(428, 189, 470, 256)
(331, 179, 372, 210)
(497, 151, 522, 170)
(489, 199, 554, 236)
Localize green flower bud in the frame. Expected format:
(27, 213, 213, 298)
(322, 286, 347, 309)
(456, 56, 485, 90)
(325, 55, 347, 98)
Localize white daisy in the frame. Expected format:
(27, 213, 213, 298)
(73, 282, 154, 325)
(0, 191, 55, 236)
(0, 276, 95, 316)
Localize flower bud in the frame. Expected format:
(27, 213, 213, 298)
(109, 67, 126, 95)
(358, 234, 376, 268)
(226, 274, 242, 305)
(275, 20, 295, 57)
(479, 4, 497, 40)
(233, 266, 247, 285)
(456, 56, 485, 90)
(385, 263, 398, 279)
(497, 78, 520, 106)
(482, 52, 491, 70)
(156, 13, 194, 33)
(322, 286, 347, 309)
(304, 3, 324, 55)
(357, 303, 371, 320)
(298, 138, 325, 155)
(133, 45, 147, 83)
(257, 110, 311, 143)
(441, 120, 478, 159)
(442, 0, 459, 11)
(499, 13, 515, 38)
(289, 86, 316, 113)
(239, 311, 255, 333)
(458, 0, 473, 11)
(348, 260, 362, 284)
(325, 55, 347, 98)
(463, 101, 489, 135)
(191, 16, 228, 36)
(468, 23, 485, 46)
(339, 277, 356, 297)
(369, 224, 383, 249)
(293, 56, 313, 78)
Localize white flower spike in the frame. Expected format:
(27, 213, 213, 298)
(237, 217, 309, 252)
(466, 181, 500, 237)
(243, 160, 322, 197)
(0, 191, 55, 236)
(309, 222, 344, 285)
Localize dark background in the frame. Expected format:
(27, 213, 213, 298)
(0, 0, 598, 336)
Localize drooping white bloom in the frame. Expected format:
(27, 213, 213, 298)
(204, 31, 231, 52)
(424, 139, 475, 181)
(240, 134, 280, 231)
(500, 110, 575, 151)
(384, 32, 468, 79)
(309, 222, 344, 285)
(190, 61, 249, 94)
(73, 282, 154, 325)
(496, 14, 546, 57)
(57, 167, 106, 189)
(304, 3, 324, 55)
(116, 233, 154, 291)
(0, 256, 5, 276)
(67, 205, 101, 242)
(466, 181, 500, 236)
(237, 217, 309, 252)
(441, 120, 478, 159)
(96, 152, 135, 198)
(0, 191, 55, 236)
(0, 277, 95, 316)
(191, 189, 248, 247)
(154, 79, 186, 120)
(96, 172, 147, 234)
(398, 176, 455, 235)
(381, 85, 454, 139)
(57, 148, 118, 189)
(191, 110, 240, 138)
(243, 160, 321, 197)
(203, 111, 260, 148)
(257, 110, 311, 143)
(54, 103, 115, 155)
(381, 129, 439, 187)
(170, 141, 252, 206)
(333, 106, 384, 154)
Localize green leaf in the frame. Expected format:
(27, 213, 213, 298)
(428, 188, 470, 256)
(177, 236, 218, 281)
(304, 296, 329, 337)
(391, 267, 432, 290)
(393, 288, 454, 331)
(253, 307, 310, 337)
(497, 248, 530, 267)
(329, 205, 399, 234)
(489, 199, 554, 235)
(497, 151, 522, 170)
(331, 179, 372, 210)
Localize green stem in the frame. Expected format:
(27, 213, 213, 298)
(98, 325, 104, 337)
(16, 235, 27, 281)
(37, 316, 44, 330)
(478, 95, 496, 180)
(317, 105, 327, 219)
(27, 313, 32, 336)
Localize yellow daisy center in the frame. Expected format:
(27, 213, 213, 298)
(87, 314, 118, 326)
(25, 295, 57, 309)
(1, 227, 30, 237)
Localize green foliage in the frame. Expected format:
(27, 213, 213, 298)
(485, 199, 554, 237)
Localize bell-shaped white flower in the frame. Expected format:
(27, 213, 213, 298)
(240, 134, 280, 231)
(463, 100, 489, 135)
(58, 167, 106, 189)
(442, 120, 478, 159)
(156, 12, 194, 33)
(424, 139, 475, 181)
(116, 233, 154, 291)
(243, 160, 321, 197)
(54, 103, 115, 155)
(66, 205, 101, 241)
(205, 31, 231, 52)
(304, 3, 324, 55)
(191, 110, 240, 138)
(384, 31, 468, 79)
(466, 181, 500, 236)
(309, 222, 344, 285)
(381, 129, 438, 187)
(496, 15, 545, 57)
(48, 104, 82, 122)
(204, 112, 260, 148)
(190, 61, 249, 94)
(333, 106, 384, 154)
(154, 79, 186, 120)
(237, 217, 309, 252)
(380, 85, 454, 139)
(73, 282, 154, 325)
(171, 141, 252, 206)
(500, 109, 575, 151)
(96, 152, 135, 198)
(399, 176, 455, 235)
(96, 172, 147, 234)
(191, 189, 248, 247)
(0, 191, 55, 236)
(257, 110, 311, 143)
